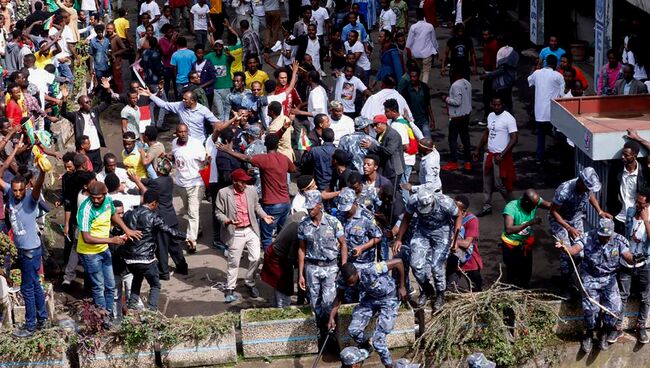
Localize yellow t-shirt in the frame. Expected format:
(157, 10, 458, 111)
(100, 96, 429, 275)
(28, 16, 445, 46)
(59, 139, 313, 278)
(245, 70, 269, 95)
(227, 40, 243, 78)
(35, 52, 53, 69)
(76, 197, 115, 255)
(122, 149, 148, 179)
(114, 17, 130, 40)
(209, 0, 222, 14)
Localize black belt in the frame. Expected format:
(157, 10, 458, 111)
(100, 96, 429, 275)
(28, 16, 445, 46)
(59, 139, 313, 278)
(306, 259, 337, 267)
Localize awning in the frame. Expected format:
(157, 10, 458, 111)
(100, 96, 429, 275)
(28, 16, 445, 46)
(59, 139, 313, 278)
(626, 0, 650, 13)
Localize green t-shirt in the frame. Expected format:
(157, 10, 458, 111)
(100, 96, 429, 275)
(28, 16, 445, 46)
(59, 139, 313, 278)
(501, 198, 543, 244)
(205, 51, 233, 90)
(391, 0, 408, 28)
(77, 197, 115, 255)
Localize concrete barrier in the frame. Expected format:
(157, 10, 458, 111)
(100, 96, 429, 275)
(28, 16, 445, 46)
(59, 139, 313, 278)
(161, 326, 237, 367)
(0, 351, 69, 368)
(335, 304, 416, 350)
(79, 345, 155, 368)
(240, 307, 319, 358)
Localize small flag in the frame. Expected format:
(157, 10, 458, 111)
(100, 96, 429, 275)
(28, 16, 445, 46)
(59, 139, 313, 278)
(22, 117, 35, 145)
(138, 105, 152, 133)
(297, 128, 312, 151)
(43, 15, 54, 31)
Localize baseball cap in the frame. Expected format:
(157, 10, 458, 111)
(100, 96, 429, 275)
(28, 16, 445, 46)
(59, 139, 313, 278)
(244, 124, 262, 137)
(329, 100, 343, 110)
(597, 218, 615, 237)
(337, 187, 357, 212)
(304, 190, 322, 209)
(354, 116, 372, 130)
(231, 168, 253, 183)
(214, 39, 224, 45)
(340, 347, 369, 365)
(579, 167, 601, 192)
(416, 186, 436, 214)
(373, 115, 388, 125)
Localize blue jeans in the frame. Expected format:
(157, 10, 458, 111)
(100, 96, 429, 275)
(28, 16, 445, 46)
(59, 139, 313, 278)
(79, 249, 116, 312)
(58, 63, 74, 84)
(260, 202, 290, 249)
(18, 248, 47, 330)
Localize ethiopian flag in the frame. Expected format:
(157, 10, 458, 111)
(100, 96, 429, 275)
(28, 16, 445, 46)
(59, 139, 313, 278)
(43, 15, 55, 31)
(297, 128, 312, 151)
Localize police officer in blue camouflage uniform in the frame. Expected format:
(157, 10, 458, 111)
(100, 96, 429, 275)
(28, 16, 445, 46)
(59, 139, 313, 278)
(556, 218, 635, 353)
(339, 117, 378, 173)
(347, 171, 382, 213)
(549, 167, 612, 296)
(329, 260, 408, 368)
(340, 346, 370, 368)
(394, 185, 462, 312)
(298, 190, 348, 329)
(242, 124, 267, 195)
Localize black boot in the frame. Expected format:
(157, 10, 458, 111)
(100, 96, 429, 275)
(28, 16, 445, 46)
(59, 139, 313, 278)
(581, 330, 593, 354)
(433, 291, 445, 313)
(175, 262, 189, 275)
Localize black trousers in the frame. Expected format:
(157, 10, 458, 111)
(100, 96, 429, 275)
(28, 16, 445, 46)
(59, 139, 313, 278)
(209, 13, 226, 40)
(482, 78, 494, 121)
(87, 149, 103, 173)
(127, 261, 161, 310)
(448, 115, 471, 163)
(502, 243, 533, 289)
(156, 226, 187, 277)
(209, 183, 224, 247)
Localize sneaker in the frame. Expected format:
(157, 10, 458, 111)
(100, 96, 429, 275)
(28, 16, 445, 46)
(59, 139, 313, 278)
(476, 206, 492, 217)
(224, 290, 238, 303)
(248, 285, 260, 299)
(599, 337, 609, 351)
(606, 329, 623, 344)
(441, 162, 459, 171)
(12, 326, 35, 338)
(175, 262, 189, 275)
(639, 328, 649, 344)
(463, 162, 472, 171)
(36, 319, 50, 330)
(581, 335, 593, 354)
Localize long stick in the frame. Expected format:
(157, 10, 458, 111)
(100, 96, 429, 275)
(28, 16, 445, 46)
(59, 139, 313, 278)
(554, 236, 620, 320)
(312, 331, 331, 368)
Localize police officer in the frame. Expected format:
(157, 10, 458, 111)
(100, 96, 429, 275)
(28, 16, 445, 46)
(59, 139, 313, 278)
(339, 117, 378, 173)
(329, 260, 408, 368)
(243, 124, 267, 195)
(556, 218, 635, 353)
(340, 346, 369, 368)
(339, 187, 382, 301)
(347, 171, 382, 213)
(393, 185, 463, 311)
(549, 167, 612, 296)
(298, 190, 348, 328)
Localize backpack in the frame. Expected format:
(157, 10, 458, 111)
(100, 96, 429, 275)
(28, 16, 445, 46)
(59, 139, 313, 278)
(394, 118, 418, 155)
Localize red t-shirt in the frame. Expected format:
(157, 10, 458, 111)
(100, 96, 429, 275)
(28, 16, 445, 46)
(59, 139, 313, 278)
(251, 152, 295, 205)
(483, 39, 499, 72)
(6, 100, 23, 127)
(460, 214, 483, 272)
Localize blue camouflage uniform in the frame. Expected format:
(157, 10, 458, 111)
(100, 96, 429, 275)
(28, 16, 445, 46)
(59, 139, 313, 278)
(407, 188, 458, 292)
(549, 167, 602, 276)
(340, 346, 370, 366)
(339, 132, 378, 173)
(577, 228, 630, 330)
(342, 207, 382, 264)
(357, 184, 382, 212)
(338, 262, 400, 366)
(244, 136, 266, 195)
(299, 192, 345, 322)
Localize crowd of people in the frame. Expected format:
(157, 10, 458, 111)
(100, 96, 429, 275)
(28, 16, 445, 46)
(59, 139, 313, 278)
(1, 0, 650, 366)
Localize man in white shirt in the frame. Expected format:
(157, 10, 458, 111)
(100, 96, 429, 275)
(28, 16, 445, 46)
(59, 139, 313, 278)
(310, 0, 329, 39)
(344, 30, 371, 80)
(527, 54, 564, 164)
(407, 9, 438, 84)
(441, 69, 472, 172)
(334, 64, 370, 117)
(190, 0, 210, 48)
(306, 70, 328, 129)
(96, 153, 137, 192)
(139, 0, 161, 23)
(50, 11, 76, 83)
(327, 101, 355, 146)
(360, 75, 412, 121)
(402, 137, 441, 193)
(378, 0, 396, 32)
(170, 123, 207, 251)
(474, 97, 518, 217)
(610, 141, 643, 235)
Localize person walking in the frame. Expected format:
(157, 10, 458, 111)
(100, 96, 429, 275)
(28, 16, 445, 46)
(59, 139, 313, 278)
(441, 69, 472, 172)
(216, 168, 273, 303)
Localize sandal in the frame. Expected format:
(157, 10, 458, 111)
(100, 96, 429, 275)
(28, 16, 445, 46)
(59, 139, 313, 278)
(186, 239, 197, 254)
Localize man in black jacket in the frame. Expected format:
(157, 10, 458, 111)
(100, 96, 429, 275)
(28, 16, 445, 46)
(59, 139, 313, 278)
(122, 190, 187, 310)
(61, 78, 112, 172)
(360, 114, 405, 192)
(607, 140, 647, 234)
